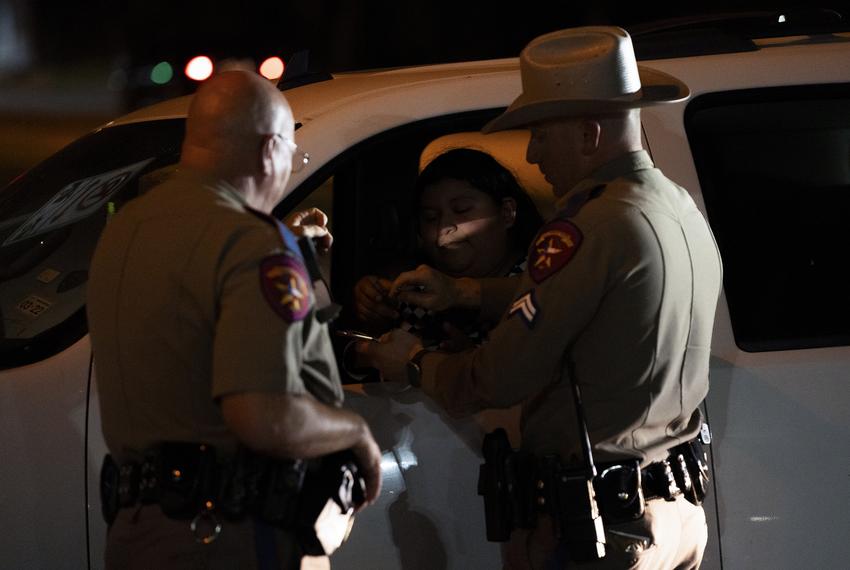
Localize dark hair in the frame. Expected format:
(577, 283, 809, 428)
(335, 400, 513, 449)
(415, 148, 543, 251)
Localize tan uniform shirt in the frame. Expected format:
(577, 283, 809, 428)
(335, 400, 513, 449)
(421, 151, 722, 466)
(87, 169, 342, 463)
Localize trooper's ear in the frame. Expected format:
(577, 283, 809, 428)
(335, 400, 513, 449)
(501, 197, 517, 229)
(260, 134, 277, 176)
(580, 119, 602, 156)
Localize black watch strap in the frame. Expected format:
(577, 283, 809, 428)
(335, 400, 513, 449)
(406, 348, 431, 387)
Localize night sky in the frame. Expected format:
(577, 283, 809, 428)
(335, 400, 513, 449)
(29, 1, 850, 71)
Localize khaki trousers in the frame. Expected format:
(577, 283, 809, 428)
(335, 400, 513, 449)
(503, 495, 707, 570)
(105, 504, 330, 570)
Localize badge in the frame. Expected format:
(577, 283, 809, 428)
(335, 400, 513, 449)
(259, 255, 311, 322)
(529, 220, 583, 284)
(508, 289, 539, 329)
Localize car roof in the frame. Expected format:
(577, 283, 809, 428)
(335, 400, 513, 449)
(105, 58, 518, 128)
(104, 30, 850, 131)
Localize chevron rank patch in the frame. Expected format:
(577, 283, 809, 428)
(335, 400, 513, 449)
(508, 289, 539, 329)
(529, 220, 583, 284)
(259, 255, 311, 322)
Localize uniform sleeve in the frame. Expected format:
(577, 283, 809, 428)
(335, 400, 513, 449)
(420, 219, 617, 416)
(478, 275, 523, 323)
(211, 225, 314, 398)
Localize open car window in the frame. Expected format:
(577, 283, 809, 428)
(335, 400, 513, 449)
(275, 109, 555, 383)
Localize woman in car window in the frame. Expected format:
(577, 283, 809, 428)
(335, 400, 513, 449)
(354, 148, 543, 348)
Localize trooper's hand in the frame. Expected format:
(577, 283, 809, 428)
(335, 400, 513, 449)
(354, 275, 398, 326)
(285, 207, 333, 254)
(352, 423, 382, 509)
(355, 329, 421, 383)
(389, 265, 459, 312)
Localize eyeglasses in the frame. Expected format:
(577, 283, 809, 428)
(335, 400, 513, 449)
(274, 134, 310, 173)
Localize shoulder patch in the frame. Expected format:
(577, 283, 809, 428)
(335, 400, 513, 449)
(259, 255, 311, 322)
(529, 220, 583, 284)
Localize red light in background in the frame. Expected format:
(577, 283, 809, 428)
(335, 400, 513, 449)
(185, 56, 214, 81)
(259, 56, 285, 80)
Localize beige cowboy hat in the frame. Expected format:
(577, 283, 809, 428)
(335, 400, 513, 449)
(483, 26, 689, 133)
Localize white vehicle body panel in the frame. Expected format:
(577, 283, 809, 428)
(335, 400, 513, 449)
(0, 336, 91, 569)
(3, 33, 850, 570)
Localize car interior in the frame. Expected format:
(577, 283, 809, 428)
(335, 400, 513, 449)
(276, 110, 557, 383)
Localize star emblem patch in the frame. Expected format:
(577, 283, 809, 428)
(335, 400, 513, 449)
(528, 220, 583, 284)
(259, 255, 311, 322)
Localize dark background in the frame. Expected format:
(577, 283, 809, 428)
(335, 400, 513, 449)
(1, 1, 848, 186)
(33, 2, 844, 71)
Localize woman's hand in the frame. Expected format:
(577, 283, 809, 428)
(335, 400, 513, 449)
(354, 275, 399, 327)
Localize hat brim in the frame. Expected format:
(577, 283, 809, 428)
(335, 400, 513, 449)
(482, 66, 689, 134)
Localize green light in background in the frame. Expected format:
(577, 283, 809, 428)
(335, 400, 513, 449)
(150, 61, 174, 85)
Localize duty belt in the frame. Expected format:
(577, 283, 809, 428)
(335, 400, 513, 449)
(478, 432, 710, 542)
(101, 443, 306, 525)
(538, 443, 709, 524)
(100, 442, 366, 555)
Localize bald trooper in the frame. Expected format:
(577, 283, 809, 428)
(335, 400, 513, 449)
(363, 27, 722, 569)
(88, 71, 380, 569)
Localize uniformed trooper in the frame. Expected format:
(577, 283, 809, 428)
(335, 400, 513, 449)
(362, 26, 722, 569)
(87, 70, 381, 569)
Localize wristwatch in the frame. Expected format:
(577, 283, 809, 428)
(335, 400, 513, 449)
(406, 348, 431, 388)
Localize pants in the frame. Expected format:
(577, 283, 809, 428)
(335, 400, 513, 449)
(503, 495, 707, 570)
(105, 504, 330, 570)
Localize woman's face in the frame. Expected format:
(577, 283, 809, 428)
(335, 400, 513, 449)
(418, 177, 515, 278)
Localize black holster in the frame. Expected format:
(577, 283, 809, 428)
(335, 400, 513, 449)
(478, 428, 516, 541)
(537, 456, 607, 562)
(477, 430, 606, 562)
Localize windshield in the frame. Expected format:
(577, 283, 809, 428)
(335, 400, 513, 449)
(0, 119, 185, 368)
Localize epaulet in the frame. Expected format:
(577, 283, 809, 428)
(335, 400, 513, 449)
(557, 184, 607, 219)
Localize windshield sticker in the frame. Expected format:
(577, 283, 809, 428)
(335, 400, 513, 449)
(2, 157, 155, 247)
(37, 268, 61, 284)
(17, 295, 52, 318)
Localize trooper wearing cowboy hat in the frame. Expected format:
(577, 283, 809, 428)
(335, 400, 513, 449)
(362, 26, 722, 569)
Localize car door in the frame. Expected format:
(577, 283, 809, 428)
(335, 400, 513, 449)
(642, 37, 850, 570)
(275, 110, 516, 569)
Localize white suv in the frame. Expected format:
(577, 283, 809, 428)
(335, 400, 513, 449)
(1, 22, 849, 569)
